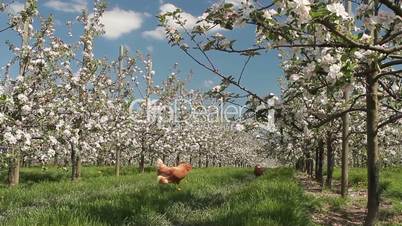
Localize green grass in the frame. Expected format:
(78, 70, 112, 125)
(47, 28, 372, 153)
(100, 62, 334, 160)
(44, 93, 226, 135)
(0, 167, 316, 226)
(0, 166, 148, 187)
(333, 167, 402, 216)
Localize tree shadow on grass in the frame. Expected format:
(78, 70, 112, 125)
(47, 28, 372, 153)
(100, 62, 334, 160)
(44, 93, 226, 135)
(0, 168, 69, 186)
(77, 168, 314, 226)
(20, 171, 69, 185)
(79, 180, 231, 225)
(0, 166, 154, 186)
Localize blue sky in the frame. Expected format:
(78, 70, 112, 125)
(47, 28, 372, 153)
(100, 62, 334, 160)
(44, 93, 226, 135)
(0, 0, 283, 98)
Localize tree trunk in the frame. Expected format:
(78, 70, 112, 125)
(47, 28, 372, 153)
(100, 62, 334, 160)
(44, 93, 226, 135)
(315, 146, 319, 178)
(198, 153, 202, 168)
(175, 153, 180, 166)
(316, 138, 324, 186)
(205, 155, 209, 168)
(115, 148, 120, 176)
(7, 156, 20, 187)
(139, 152, 145, 173)
(7, 0, 30, 187)
(326, 132, 334, 188)
(74, 156, 81, 179)
(341, 88, 351, 196)
(364, 70, 380, 226)
(353, 152, 358, 168)
(305, 147, 313, 177)
(97, 155, 104, 166)
(21, 155, 26, 167)
(54, 151, 59, 166)
(306, 158, 314, 177)
(71, 143, 79, 181)
(341, 0, 353, 198)
(150, 156, 154, 166)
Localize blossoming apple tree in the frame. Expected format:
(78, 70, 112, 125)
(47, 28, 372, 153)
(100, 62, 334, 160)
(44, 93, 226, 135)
(159, 0, 402, 224)
(0, 0, 279, 189)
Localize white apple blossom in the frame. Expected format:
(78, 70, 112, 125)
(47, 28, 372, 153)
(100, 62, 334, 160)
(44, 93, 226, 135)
(63, 129, 72, 137)
(289, 0, 311, 24)
(48, 148, 56, 157)
(326, 3, 350, 20)
(21, 105, 32, 113)
(17, 94, 29, 102)
(0, 113, 6, 123)
(321, 53, 336, 65)
(234, 123, 245, 131)
(4, 132, 17, 145)
(262, 9, 278, 20)
(391, 83, 399, 92)
(212, 85, 222, 93)
(289, 74, 300, 81)
(49, 136, 58, 145)
(212, 32, 225, 40)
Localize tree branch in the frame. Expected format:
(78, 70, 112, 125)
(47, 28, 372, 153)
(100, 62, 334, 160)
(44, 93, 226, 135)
(380, 60, 402, 69)
(309, 107, 367, 129)
(378, 112, 402, 130)
(380, 0, 402, 17)
(378, 80, 400, 100)
(378, 30, 402, 45)
(238, 56, 251, 84)
(375, 69, 402, 80)
(182, 49, 268, 104)
(0, 25, 13, 33)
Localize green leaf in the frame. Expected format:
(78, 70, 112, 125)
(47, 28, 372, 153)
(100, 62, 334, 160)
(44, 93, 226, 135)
(202, 40, 216, 51)
(0, 94, 7, 101)
(223, 3, 234, 9)
(310, 5, 328, 19)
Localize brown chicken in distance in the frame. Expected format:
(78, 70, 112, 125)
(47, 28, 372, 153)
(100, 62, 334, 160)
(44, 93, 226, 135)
(156, 159, 192, 184)
(254, 164, 265, 177)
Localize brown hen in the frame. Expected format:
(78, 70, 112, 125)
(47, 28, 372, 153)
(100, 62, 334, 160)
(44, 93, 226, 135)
(254, 164, 265, 177)
(156, 159, 192, 184)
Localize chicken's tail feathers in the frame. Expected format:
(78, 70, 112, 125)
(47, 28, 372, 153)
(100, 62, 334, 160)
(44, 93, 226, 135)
(156, 159, 164, 169)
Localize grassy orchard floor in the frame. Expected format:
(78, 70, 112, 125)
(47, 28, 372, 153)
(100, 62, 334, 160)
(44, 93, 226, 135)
(333, 167, 402, 213)
(0, 167, 315, 226)
(0, 167, 401, 226)
(301, 167, 402, 225)
(338, 168, 402, 221)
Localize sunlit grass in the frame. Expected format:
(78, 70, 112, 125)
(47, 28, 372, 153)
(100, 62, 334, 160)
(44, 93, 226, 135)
(0, 167, 316, 226)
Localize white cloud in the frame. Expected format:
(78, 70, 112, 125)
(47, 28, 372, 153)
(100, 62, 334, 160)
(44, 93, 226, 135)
(204, 80, 214, 88)
(142, 27, 165, 40)
(159, 3, 199, 29)
(6, 2, 25, 14)
(100, 7, 146, 40)
(146, 46, 154, 53)
(142, 3, 223, 41)
(44, 0, 87, 13)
